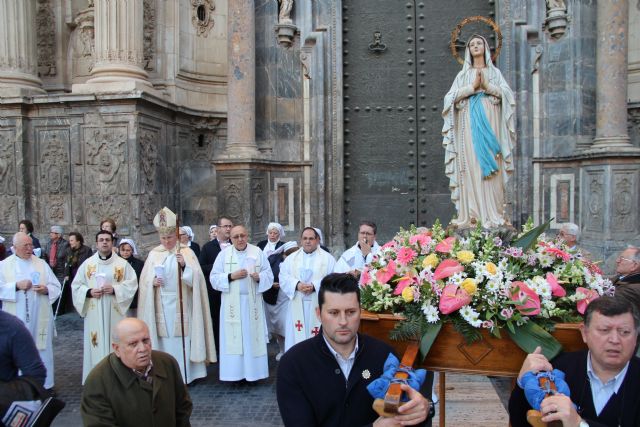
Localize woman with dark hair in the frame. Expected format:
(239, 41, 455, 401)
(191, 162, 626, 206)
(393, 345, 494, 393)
(117, 239, 144, 314)
(61, 231, 92, 314)
(19, 219, 41, 250)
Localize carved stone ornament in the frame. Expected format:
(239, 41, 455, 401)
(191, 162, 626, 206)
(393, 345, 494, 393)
(36, 0, 57, 77)
(143, 0, 156, 71)
(275, 23, 297, 48)
(544, 0, 569, 40)
(139, 129, 158, 193)
(191, 0, 215, 37)
(84, 127, 127, 195)
(39, 132, 70, 194)
(0, 132, 17, 196)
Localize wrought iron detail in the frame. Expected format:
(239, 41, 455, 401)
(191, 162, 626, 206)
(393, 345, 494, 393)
(368, 31, 387, 53)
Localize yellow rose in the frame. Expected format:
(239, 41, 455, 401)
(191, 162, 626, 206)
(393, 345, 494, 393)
(456, 250, 475, 264)
(460, 278, 477, 295)
(422, 254, 439, 269)
(401, 286, 414, 303)
(485, 262, 497, 275)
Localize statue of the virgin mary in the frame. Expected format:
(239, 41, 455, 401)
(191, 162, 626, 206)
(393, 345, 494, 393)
(442, 34, 516, 229)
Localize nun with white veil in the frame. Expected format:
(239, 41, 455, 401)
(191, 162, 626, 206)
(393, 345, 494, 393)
(257, 222, 285, 257)
(442, 34, 516, 229)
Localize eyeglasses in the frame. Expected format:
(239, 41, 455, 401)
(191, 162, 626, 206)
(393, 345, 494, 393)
(358, 231, 374, 236)
(97, 238, 112, 243)
(617, 256, 636, 263)
(231, 234, 247, 239)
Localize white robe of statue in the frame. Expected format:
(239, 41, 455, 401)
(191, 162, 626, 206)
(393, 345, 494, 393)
(0, 255, 61, 388)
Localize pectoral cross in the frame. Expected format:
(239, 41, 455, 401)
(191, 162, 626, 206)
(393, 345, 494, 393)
(39, 328, 47, 343)
(295, 320, 303, 331)
(311, 327, 320, 336)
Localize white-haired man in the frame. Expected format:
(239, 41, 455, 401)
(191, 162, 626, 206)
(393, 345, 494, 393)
(558, 222, 591, 259)
(0, 232, 61, 389)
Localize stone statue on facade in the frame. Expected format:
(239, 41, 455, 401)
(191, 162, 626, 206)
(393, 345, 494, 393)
(278, 0, 294, 24)
(442, 35, 516, 229)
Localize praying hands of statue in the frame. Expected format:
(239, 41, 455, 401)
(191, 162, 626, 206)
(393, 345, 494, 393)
(296, 282, 314, 295)
(16, 279, 33, 291)
(473, 69, 483, 91)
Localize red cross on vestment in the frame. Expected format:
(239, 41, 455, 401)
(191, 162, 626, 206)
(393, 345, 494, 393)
(311, 327, 320, 336)
(295, 320, 303, 331)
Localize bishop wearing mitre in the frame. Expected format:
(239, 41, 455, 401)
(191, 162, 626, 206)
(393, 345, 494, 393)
(137, 207, 216, 384)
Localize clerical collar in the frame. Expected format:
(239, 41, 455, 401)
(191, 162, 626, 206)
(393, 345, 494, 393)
(98, 251, 113, 261)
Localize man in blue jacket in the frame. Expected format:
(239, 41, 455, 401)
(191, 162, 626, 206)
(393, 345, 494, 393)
(277, 273, 432, 427)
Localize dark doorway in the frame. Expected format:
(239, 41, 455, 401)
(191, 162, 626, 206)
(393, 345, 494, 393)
(342, 0, 496, 243)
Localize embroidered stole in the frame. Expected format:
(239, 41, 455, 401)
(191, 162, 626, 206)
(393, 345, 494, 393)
(2, 256, 50, 350)
(289, 249, 328, 345)
(222, 246, 267, 356)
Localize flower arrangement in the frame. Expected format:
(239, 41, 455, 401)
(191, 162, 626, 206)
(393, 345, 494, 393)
(359, 220, 614, 358)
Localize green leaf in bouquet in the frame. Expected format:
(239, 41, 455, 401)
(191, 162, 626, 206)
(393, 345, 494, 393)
(506, 321, 562, 360)
(419, 321, 443, 361)
(512, 218, 553, 252)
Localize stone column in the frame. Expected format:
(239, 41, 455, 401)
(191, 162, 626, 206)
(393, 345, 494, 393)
(85, 0, 148, 85)
(592, 0, 633, 150)
(223, 0, 260, 157)
(0, 0, 44, 96)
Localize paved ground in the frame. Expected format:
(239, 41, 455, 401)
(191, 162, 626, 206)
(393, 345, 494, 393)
(50, 313, 511, 426)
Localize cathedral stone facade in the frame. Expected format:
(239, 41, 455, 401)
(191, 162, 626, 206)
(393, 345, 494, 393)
(0, 0, 639, 266)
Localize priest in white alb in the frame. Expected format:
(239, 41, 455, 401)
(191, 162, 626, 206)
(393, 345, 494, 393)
(279, 227, 335, 351)
(210, 225, 273, 382)
(137, 207, 217, 384)
(71, 230, 138, 383)
(0, 232, 61, 389)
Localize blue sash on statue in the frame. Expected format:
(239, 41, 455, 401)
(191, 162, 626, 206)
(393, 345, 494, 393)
(470, 93, 501, 177)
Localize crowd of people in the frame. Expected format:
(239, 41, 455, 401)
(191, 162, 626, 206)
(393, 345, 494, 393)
(0, 212, 639, 426)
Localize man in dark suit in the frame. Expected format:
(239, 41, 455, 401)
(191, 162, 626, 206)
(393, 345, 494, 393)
(509, 296, 640, 427)
(199, 216, 233, 354)
(612, 246, 640, 313)
(277, 273, 432, 427)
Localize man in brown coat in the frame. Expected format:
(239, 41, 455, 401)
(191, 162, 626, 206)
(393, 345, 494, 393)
(80, 318, 192, 427)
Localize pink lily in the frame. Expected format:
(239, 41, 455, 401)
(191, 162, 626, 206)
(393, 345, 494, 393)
(433, 259, 464, 281)
(576, 287, 599, 314)
(545, 272, 566, 297)
(510, 281, 541, 316)
(435, 236, 456, 253)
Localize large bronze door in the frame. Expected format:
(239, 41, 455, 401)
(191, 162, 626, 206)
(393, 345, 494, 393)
(342, 0, 495, 243)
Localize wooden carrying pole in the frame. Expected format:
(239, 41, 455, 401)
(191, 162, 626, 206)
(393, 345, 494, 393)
(372, 341, 420, 417)
(175, 215, 188, 384)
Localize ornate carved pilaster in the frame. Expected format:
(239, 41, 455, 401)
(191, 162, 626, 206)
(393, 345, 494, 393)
(86, 0, 149, 85)
(591, 0, 636, 152)
(222, 0, 260, 157)
(0, 0, 45, 95)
